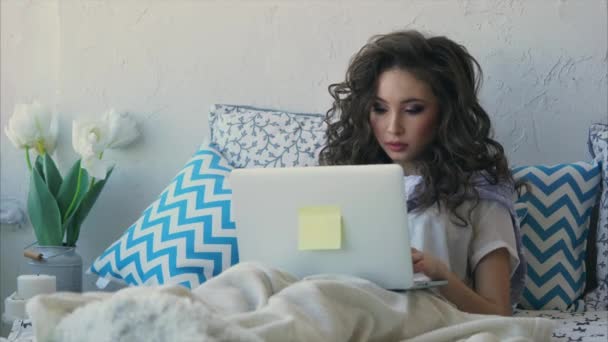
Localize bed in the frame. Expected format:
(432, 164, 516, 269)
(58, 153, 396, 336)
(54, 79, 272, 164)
(4, 109, 607, 341)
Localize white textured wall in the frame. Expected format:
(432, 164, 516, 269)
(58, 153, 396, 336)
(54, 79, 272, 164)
(1, 0, 606, 328)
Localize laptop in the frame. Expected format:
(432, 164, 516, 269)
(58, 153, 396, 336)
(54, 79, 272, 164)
(230, 164, 447, 291)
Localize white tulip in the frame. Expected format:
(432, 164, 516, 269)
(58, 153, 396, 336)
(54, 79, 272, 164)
(4, 102, 58, 154)
(72, 119, 113, 179)
(81, 155, 114, 180)
(104, 109, 139, 149)
(72, 119, 109, 158)
(71, 110, 138, 180)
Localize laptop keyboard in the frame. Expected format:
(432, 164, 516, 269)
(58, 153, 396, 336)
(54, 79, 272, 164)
(413, 273, 431, 283)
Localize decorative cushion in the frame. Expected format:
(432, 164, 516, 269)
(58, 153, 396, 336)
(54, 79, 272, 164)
(585, 123, 608, 310)
(89, 142, 237, 288)
(515, 202, 529, 222)
(514, 309, 608, 342)
(513, 162, 601, 310)
(209, 104, 326, 168)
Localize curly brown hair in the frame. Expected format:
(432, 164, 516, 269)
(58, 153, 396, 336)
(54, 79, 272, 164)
(319, 30, 515, 225)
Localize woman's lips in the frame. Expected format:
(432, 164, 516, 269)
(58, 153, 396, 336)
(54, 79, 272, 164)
(385, 142, 408, 152)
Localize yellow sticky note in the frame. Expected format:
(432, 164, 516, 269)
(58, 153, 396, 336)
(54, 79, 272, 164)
(298, 206, 342, 250)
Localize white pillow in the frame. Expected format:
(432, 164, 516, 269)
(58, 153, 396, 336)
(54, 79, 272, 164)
(209, 104, 326, 168)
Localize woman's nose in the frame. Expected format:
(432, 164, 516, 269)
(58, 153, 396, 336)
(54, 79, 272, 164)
(386, 112, 404, 134)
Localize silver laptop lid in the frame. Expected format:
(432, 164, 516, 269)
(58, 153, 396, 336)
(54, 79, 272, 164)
(230, 164, 414, 290)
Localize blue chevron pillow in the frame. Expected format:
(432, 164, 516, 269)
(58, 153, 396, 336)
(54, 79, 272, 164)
(89, 142, 237, 288)
(513, 162, 601, 311)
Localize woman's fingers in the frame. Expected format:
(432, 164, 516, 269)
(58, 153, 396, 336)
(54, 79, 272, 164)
(412, 249, 429, 275)
(411, 248, 423, 262)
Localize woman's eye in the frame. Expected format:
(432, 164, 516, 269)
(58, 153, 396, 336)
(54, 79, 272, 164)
(405, 105, 424, 114)
(372, 105, 387, 114)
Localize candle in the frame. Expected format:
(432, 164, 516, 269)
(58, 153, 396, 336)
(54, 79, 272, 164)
(3, 292, 26, 321)
(17, 274, 56, 300)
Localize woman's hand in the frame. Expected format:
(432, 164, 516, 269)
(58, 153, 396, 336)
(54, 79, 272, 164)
(411, 248, 449, 280)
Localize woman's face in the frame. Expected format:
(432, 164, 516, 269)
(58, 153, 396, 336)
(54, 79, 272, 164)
(369, 67, 440, 173)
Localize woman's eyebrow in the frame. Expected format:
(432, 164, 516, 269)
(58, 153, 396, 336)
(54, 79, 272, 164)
(373, 96, 426, 104)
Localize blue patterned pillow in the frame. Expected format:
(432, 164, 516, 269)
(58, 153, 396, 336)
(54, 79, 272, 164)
(209, 104, 326, 168)
(514, 162, 601, 310)
(585, 123, 608, 311)
(89, 142, 237, 288)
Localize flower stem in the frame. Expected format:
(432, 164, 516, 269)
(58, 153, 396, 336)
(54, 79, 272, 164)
(36, 141, 45, 155)
(25, 148, 32, 171)
(63, 166, 83, 222)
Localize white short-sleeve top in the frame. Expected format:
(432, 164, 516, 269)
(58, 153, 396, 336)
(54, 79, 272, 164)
(405, 176, 520, 288)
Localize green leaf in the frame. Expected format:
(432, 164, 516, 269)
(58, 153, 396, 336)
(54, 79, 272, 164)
(62, 216, 77, 248)
(42, 153, 62, 197)
(65, 168, 113, 246)
(56, 160, 89, 223)
(64, 218, 79, 247)
(34, 156, 45, 182)
(27, 167, 63, 245)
